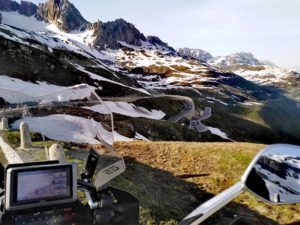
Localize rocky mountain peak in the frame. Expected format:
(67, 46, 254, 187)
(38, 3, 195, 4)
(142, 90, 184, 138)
(93, 18, 146, 49)
(209, 52, 264, 67)
(93, 19, 175, 51)
(19, 1, 37, 17)
(147, 36, 175, 51)
(177, 47, 213, 62)
(36, 0, 88, 32)
(0, 0, 37, 17)
(0, 0, 19, 12)
(1, 0, 174, 51)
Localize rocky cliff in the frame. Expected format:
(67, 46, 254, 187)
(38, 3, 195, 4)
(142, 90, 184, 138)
(0, 0, 174, 51)
(36, 0, 88, 31)
(177, 47, 213, 62)
(147, 35, 174, 51)
(92, 18, 174, 51)
(0, 0, 19, 11)
(19, 1, 37, 17)
(0, 0, 37, 17)
(93, 19, 146, 49)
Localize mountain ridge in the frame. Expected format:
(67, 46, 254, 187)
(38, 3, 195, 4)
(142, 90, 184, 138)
(0, 0, 174, 51)
(178, 47, 300, 88)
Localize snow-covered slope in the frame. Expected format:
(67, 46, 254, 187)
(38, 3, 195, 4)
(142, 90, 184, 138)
(0, 12, 105, 60)
(104, 42, 225, 92)
(0, 0, 289, 103)
(208, 52, 265, 67)
(233, 65, 300, 87)
(209, 53, 300, 88)
(177, 49, 299, 88)
(0, 13, 151, 96)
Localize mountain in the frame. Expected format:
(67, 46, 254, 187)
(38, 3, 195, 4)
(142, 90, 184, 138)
(177, 47, 213, 62)
(0, 0, 275, 100)
(2, 0, 300, 145)
(0, 0, 37, 16)
(91, 19, 174, 51)
(179, 48, 300, 88)
(177, 49, 266, 66)
(213, 54, 300, 88)
(36, 0, 88, 32)
(208, 52, 265, 67)
(229, 65, 300, 88)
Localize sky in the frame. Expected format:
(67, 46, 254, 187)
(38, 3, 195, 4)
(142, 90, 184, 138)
(27, 0, 300, 70)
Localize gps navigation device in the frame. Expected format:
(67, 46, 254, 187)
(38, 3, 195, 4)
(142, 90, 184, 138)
(5, 163, 77, 211)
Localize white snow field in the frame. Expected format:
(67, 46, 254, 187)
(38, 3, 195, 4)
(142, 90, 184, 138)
(233, 66, 300, 86)
(84, 101, 165, 120)
(1, 11, 94, 45)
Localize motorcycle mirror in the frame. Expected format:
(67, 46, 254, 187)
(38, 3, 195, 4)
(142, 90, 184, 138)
(180, 144, 300, 225)
(242, 144, 300, 204)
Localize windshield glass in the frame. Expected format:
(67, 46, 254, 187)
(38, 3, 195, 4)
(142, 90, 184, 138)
(0, 84, 125, 188)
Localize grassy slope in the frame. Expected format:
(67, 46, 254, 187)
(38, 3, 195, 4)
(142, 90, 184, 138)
(133, 97, 185, 119)
(195, 95, 300, 144)
(110, 141, 300, 225)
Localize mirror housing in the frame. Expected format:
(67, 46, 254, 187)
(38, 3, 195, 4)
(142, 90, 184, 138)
(242, 144, 300, 204)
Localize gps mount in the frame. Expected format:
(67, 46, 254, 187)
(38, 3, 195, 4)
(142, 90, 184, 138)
(0, 151, 139, 225)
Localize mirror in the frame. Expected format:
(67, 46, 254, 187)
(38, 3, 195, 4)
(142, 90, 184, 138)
(244, 144, 300, 204)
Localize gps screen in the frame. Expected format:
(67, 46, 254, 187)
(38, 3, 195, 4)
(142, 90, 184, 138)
(16, 168, 71, 202)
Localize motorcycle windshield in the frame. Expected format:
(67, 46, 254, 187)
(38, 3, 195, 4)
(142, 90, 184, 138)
(0, 84, 125, 188)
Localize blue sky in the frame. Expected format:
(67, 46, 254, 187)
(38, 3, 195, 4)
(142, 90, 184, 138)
(27, 0, 300, 70)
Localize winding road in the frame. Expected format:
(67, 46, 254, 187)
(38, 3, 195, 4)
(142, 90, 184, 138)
(103, 94, 196, 122)
(168, 96, 195, 122)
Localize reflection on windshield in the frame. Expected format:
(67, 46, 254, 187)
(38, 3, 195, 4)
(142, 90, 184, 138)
(0, 84, 125, 188)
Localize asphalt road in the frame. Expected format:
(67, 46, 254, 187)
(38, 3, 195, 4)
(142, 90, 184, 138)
(168, 96, 195, 122)
(103, 94, 196, 123)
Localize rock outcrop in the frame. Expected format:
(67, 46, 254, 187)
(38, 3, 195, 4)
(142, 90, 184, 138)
(93, 19, 147, 49)
(1, 0, 174, 51)
(18, 1, 37, 17)
(177, 48, 213, 62)
(0, 12, 2, 24)
(37, 0, 88, 32)
(147, 36, 175, 51)
(0, 0, 19, 11)
(209, 52, 264, 67)
(0, 0, 37, 16)
(93, 19, 174, 51)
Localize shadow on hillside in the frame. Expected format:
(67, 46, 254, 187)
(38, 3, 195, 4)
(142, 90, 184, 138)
(259, 95, 300, 145)
(110, 157, 279, 225)
(203, 110, 283, 144)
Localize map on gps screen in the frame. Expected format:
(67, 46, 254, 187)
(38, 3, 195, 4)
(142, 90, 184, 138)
(17, 170, 69, 201)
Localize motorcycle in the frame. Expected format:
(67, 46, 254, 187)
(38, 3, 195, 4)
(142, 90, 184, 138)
(0, 85, 139, 225)
(0, 85, 300, 225)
